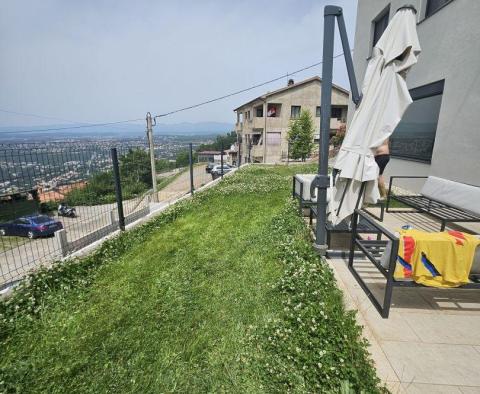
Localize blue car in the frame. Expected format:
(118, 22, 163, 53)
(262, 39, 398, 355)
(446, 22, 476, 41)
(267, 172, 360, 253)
(0, 215, 63, 239)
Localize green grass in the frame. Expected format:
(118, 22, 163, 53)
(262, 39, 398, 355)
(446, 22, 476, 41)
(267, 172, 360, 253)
(0, 165, 384, 393)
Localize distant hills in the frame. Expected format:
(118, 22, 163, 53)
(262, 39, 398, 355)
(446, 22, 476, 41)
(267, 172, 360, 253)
(0, 121, 235, 142)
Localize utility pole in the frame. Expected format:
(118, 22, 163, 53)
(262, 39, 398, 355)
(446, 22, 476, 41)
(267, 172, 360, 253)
(146, 112, 158, 202)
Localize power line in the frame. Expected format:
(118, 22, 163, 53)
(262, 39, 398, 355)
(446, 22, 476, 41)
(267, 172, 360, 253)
(0, 108, 84, 124)
(155, 52, 347, 118)
(1, 51, 349, 133)
(0, 115, 144, 134)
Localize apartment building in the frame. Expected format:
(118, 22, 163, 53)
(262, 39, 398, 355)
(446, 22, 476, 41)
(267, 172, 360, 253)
(234, 76, 349, 163)
(352, 0, 480, 191)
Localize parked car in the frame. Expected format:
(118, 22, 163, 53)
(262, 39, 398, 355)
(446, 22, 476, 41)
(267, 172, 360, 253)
(205, 162, 217, 173)
(211, 164, 232, 178)
(0, 215, 63, 239)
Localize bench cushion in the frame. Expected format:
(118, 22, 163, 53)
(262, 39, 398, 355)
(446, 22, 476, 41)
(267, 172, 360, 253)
(294, 174, 316, 201)
(294, 174, 334, 203)
(420, 176, 480, 216)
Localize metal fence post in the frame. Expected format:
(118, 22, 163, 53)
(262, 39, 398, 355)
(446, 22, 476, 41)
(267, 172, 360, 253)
(111, 148, 125, 231)
(220, 141, 224, 178)
(189, 142, 194, 195)
(287, 140, 290, 165)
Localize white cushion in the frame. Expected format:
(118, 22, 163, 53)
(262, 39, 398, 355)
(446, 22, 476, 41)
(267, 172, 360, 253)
(294, 174, 333, 203)
(294, 174, 316, 201)
(420, 176, 480, 216)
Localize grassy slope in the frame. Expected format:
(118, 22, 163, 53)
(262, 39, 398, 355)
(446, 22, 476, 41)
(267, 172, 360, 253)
(0, 165, 383, 393)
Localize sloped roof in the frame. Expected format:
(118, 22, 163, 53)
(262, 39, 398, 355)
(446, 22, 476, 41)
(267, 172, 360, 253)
(233, 76, 349, 112)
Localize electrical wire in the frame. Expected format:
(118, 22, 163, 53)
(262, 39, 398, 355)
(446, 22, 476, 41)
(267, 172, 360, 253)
(0, 116, 145, 134)
(1, 51, 349, 133)
(154, 52, 347, 118)
(0, 108, 86, 124)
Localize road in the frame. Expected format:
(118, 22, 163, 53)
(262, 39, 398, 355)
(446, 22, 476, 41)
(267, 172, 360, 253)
(0, 164, 215, 288)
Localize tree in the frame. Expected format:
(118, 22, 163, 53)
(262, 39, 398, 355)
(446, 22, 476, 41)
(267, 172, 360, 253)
(175, 149, 197, 168)
(196, 131, 237, 152)
(287, 110, 315, 161)
(119, 149, 152, 187)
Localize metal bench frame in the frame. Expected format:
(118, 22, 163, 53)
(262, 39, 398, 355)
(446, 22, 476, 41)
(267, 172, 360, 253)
(386, 176, 480, 231)
(349, 209, 480, 318)
(292, 175, 316, 215)
(309, 205, 382, 248)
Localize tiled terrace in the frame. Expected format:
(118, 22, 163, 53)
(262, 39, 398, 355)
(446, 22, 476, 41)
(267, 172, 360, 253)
(323, 208, 480, 393)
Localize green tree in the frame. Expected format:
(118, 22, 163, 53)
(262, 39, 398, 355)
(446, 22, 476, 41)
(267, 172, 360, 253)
(175, 150, 197, 168)
(119, 149, 152, 187)
(196, 131, 237, 152)
(287, 110, 315, 161)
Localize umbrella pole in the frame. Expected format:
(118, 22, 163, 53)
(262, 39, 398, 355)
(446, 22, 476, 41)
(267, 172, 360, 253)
(314, 6, 337, 253)
(314, 5, 360, 253)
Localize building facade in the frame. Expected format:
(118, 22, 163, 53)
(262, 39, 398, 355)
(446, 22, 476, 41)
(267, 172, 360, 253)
(352, 0, 480, 191)
(234, 77, 349, 164)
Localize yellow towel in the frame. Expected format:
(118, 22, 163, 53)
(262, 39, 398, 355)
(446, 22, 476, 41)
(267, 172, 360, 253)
(395, 229, 480, 288)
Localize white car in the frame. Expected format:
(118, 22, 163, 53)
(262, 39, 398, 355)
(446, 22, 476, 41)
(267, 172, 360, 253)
(211, 164, 232, 177)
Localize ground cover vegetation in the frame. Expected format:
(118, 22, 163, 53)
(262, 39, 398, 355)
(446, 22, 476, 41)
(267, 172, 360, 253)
(0, 165, 384, 393)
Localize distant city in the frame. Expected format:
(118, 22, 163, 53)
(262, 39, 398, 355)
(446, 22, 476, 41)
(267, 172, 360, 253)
(0, 131, 222, 196)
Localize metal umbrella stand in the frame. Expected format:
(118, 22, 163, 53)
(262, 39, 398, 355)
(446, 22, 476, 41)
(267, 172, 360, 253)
(312, 5, 361, 254)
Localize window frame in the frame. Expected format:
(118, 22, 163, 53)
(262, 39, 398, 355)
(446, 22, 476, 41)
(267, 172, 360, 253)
(425, 0, 454, 19)
(371, 4, 390, 51)
(330, 106, 343, 120)
(316, 106, 321, 117)
(390, 79, 445, 163)
(290, 105, 301, 119)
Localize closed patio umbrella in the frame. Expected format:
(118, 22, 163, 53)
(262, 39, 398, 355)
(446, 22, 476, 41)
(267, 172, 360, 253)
(329, 6, 421, 225)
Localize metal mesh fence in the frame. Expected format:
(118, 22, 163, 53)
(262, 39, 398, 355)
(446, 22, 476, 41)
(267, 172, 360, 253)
(0, 139, 226, 289)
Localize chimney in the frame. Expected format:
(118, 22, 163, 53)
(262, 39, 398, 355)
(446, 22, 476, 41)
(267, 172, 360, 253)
(287, 78, 294, 86)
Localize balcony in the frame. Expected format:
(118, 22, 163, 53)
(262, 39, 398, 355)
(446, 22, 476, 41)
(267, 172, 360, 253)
(266, 117, 283, 129)
(252, 117, 265, 129)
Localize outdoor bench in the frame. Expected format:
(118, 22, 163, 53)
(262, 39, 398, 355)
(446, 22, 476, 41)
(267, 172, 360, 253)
(293, 174, 382, 248)
(292, 174, 317, 215)
(386, 176, 480, 231)
(348, 209, 480, 318)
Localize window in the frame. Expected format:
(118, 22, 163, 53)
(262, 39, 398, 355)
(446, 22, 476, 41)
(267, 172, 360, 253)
(267, 103, 280, 117)
(425, 0, 453, 17)
(255, 105, 263, 117)
(372, 6, 390, 48)
(291, 105, 301, 119)
(390, 80, 444, 162)
(316, 106, 321, 117)
(331, 107, 343, 119)
(251, 134, 261, 145)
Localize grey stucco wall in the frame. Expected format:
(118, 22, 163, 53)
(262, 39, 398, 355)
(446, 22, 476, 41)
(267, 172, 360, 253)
(350, 0, 480, 192)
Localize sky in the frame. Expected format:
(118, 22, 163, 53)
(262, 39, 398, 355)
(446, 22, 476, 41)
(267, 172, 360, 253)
(0, 0, 358, 129)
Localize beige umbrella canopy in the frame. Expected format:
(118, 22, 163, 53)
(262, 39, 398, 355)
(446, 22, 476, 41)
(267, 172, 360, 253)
(329, 6, 421, 225)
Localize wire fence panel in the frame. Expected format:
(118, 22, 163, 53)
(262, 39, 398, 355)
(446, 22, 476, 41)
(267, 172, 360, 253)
(0, 141, 153, 288)
(0, 139, 226, 289)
